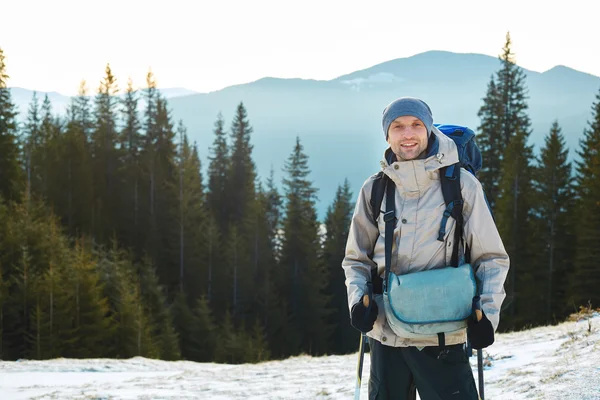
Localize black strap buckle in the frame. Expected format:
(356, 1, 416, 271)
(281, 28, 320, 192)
(383, 210, 395, 223)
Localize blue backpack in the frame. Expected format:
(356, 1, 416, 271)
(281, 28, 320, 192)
(369, 124, 483, 269)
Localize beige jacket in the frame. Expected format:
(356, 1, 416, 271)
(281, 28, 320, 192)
(342, 126, 510, 347)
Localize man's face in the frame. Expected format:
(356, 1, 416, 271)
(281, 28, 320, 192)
(386, 116, 429, 161)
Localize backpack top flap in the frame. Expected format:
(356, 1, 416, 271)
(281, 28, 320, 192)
(434, 124, 482, 176)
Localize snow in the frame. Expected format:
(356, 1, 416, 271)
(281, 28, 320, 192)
(1, 314, 599, 399)
(340, 73, 405, 92)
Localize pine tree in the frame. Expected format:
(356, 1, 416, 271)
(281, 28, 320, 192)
(476, 33, 535, 328)
(119, 77, 143, 252)
(206, 112, 229, 234)
(1, 199, 53, 359)
(264, 167, 283, 258)
(148, 97, 179, 296)
(226, 102, 256, 228)
(246, 318, 271, 362)
(570, 88, 600, 310)
(250, 171, 281, 333)
(170, 292, 194, 359)
(204, 112, 229, 311)
(139, 255, 181, 360)
(496, 125, 536, 327)
(1, 198, 110, 360)
(260, 168, 286, 356)
(203, 215, 221, 305)
(213, 311, 245, 364)
(63, 238, 112, 358)
(322, 179, 355, 353)
(533, 121, 575, 322)
(279, 136, 332, 356)
(137, 70, 158, 269)
(61, 82, 94, 236)
(224, 225, 245, 318)
(0, 48, 23, 200)
(98, 241, 157, 358)
(189, 295, 217, 361)
(24, 92, 41, 202)
(36, 94, 59, 199)
(91, 63, 122, 244)
(220, 103, 257, 325)
(176, 123, 205, 297)
(476, 77, 504, 210)
(72, 80, 94, 143)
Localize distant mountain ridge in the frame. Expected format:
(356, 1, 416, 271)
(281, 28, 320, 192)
(9, 51, 600, 219)
(8, 87, 200, 117)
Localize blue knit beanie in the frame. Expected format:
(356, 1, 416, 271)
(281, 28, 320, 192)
(382, 97, 433, 139)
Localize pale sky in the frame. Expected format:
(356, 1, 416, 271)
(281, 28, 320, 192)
(2, 0, 598, 96)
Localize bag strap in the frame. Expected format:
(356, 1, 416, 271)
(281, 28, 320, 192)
(382, 177, 396, 294)
(369, 171, 386, 222)
(439, 163, 466, 267)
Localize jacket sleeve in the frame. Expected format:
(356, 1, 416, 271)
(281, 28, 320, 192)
(342, 177, 380, 313)
(462, 172, 510, 332)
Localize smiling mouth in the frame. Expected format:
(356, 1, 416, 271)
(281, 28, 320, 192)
(401, 143, 417, 148)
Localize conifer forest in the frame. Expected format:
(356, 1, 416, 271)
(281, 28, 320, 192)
(0, 33, 598, 363)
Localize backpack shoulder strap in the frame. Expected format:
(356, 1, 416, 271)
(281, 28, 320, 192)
(438, 163, 465, 267)
(382, 176, 396, 294)
(369, 171, 387, 222)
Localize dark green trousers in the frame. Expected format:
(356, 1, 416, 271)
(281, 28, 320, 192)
(368, 338, 478, 400)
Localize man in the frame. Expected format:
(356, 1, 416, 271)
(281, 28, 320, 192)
(342, 97, 509, 399)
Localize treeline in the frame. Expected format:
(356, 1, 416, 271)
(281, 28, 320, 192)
(0, 32, 598, 363)
(476, 33, 599, 330)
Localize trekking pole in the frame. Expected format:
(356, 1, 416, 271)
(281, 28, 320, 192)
(478, 349, 485, 400)
(354, 281, 373, 400)
(472, 296, 485, 400)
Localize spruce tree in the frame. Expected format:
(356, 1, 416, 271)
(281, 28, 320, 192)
(0, 48, 23, 200)
(63, 239, 112, 358)
(119, 78, 143, 252)
(98, 241, 157, 358)
(91, 63, 122, 244)
(170, 292, 194, 359)
(533, 121, 575, 322)
(221, 103, 257, 325)
(189, 295, 217, 361)
(322, 179, 355, 354)
(251, 171, 281, 334)
(62, 82, 94, 236)
(71, 81, 94, 132)
(139, 255, 181, 360)
(24, 92, 41, 201)
(205, 113, 229, 311)
(226, 102, 256, 228)
(279, 136, 332, 356)
(207, 112, 229, 234)
(176, 123, 205, 297)
(476, 77, 503, 210)
(36, 94, 57, 198)
(496, 125, 536, 328)
(203, 215, 221, 305)
(149, 97, 179, 296)
(476, 33, 535, 328)
(260, 168, 286, 356)
(570, 88, 600, 310)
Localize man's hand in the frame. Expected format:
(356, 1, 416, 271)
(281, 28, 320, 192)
(350, 294, 378, 333)
(467, 310, 494, 349)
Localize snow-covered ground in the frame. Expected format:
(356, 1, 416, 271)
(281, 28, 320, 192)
(1, 314, 599, 399)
